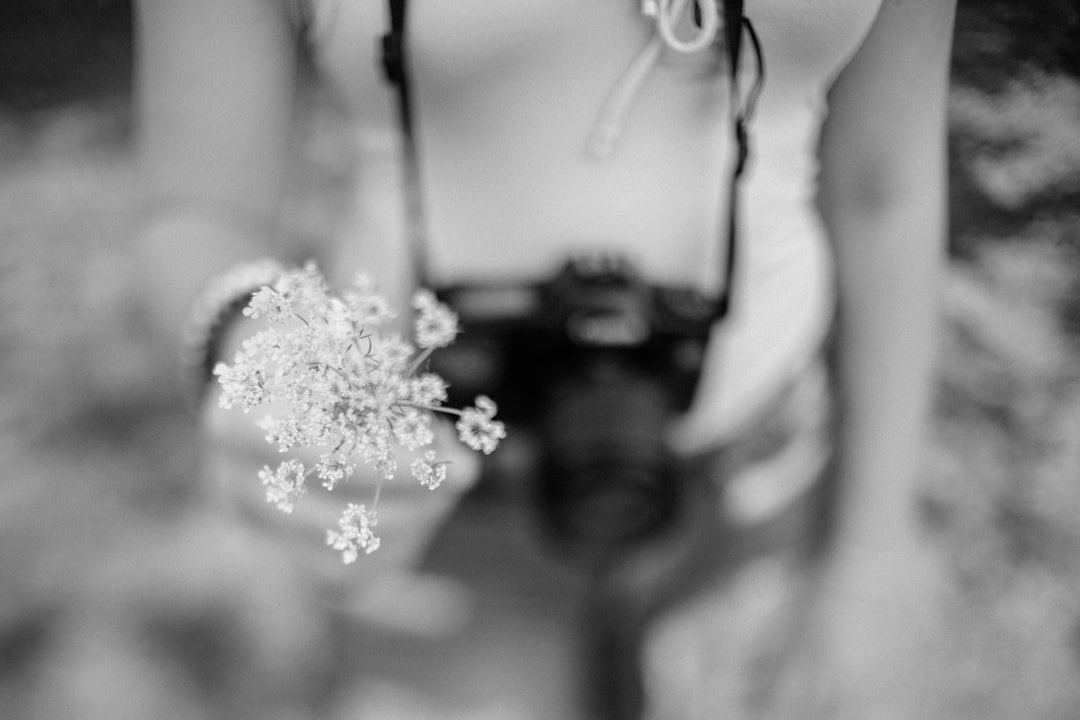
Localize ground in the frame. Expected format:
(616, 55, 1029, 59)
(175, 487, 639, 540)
(1, 2, 1080, 719)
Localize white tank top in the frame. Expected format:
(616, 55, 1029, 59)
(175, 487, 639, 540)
(302, 0, 883, 450)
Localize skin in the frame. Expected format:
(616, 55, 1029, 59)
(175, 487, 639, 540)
(133, 0, 469, 619)
(134, 0, 300, 353)
(778, 0, 958, 713)
(134, 0, 957, 712)
(820, 0, 955, 561)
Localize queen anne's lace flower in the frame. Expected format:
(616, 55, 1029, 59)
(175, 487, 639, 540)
(316, 450, 355, 491)
(345, 276, 395, 327)
(326, 503, 380, 563)
(410, 450, 448, 490)
(374, 335, 415, 372)
(244, 286, 290, 323)
(456, 395, 507, 455)
(258, 459, 307, 513)
(406, 373, 449, 406)
(393, 408, 435, 451)
(216, 263, 504, 562)
(214, 366, 263, 412)
(412, 289, 459, 349)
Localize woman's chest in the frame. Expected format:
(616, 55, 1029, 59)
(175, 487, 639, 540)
(308, 0, 883, 285)
(312, 0, 883, 113)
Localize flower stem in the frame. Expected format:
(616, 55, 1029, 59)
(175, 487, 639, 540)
(371, 478, 383, 512)
(399, 402, 463, 417)
(406, 347, 436, 375)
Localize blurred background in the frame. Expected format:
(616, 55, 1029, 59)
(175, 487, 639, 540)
(2, 1, 1080, 718)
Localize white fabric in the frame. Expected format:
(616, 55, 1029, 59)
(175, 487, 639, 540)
(305, 0, 883, 450)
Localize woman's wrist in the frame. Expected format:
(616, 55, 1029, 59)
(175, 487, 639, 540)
(133, 201, 293, 397)
(823, 458, 927, 566)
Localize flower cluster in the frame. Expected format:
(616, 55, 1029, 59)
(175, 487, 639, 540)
(327, 503, 381, 563)
(214, 263, 506, 562)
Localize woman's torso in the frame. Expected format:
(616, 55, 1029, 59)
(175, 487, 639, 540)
(303, 0, 882, 447)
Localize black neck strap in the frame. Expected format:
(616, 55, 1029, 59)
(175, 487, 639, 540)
(719, 0, 765, 319)
(381, 0, 428, 284)
(381, 0, 763, 323)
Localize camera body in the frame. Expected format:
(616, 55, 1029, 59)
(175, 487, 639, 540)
(431, 255, 716, 554)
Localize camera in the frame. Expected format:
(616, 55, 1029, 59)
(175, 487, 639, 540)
(431, 254, 716, 557)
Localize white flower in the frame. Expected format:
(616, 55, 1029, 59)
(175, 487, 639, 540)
(326, 503, 380, 563)
(214, 262, 506, 560)
(214, 360, 269, 412)
(406, 373, 449, 406)
(243, 285, 290, 322)
(456, 395, 507, 455)
(373, 334, 416, 372)
(258, 459, 307, 513)
(410, 450, 448, 490)
(345, 275, 395, 327)
(393, 408, 435, 451)
(275, 261, 329, 315)
(412, 289, 459, 349)
(316, 450, 355, 491)
(260, 415, 306, 453)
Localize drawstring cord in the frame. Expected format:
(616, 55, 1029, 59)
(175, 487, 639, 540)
(381, 0, 763, 323)
(652, 0, 720, 53)
(587, 0, 722, 159)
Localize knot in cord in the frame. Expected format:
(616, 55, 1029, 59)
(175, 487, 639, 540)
(647, 0, 721, 54)
(587, 0, 722, 158)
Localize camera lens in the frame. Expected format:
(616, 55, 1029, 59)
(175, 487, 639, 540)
(540, 359, 676, 552)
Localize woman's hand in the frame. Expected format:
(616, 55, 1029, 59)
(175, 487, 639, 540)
(756, 532, 950, 720)
(200, 383, 480, 634)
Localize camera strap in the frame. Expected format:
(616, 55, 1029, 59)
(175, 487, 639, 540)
(380, 0, 429, 285)
(718, 0, 764, 320)
(380, 0, 763, 322)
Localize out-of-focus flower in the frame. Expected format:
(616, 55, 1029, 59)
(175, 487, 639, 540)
(412, 288, 459, 349)
(410, 450, 449, 490)
(456, 395, 507, 455)
(326, 503, 380, 563)
(257, 459, 307, 514)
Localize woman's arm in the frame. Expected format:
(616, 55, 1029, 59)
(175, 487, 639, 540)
(817, 0, 957, 560)
(751, 3, 958, 713)
(133, 0, 301, 371)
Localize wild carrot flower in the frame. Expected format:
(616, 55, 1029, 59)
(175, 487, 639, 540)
(412, 289, 459, 349)
(411, 450, 449, 490)
(326, 503, 380, 563)
(258, 458, 307, 513)
(214, 262, 505, 562)
(456, 395, 507, 455)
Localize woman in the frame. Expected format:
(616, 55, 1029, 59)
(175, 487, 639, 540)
(134, 0, 956, 716)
